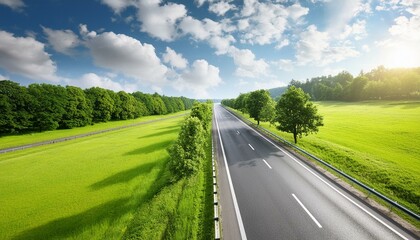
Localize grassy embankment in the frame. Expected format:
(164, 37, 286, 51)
(231, 101, 420, 222)
(0, 112, 213, 239)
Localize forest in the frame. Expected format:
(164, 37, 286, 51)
(290, 66, 420, 101)
(0, 80, 195, 134)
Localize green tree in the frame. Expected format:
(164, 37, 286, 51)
(246, 89, 271, 125)
(235, 93, 249, 113)
(168, 117, 205, 179)
(118, 91, 137, 120)
(0, 80, 33, 133)
(276, 86, 323, 144)
(61, 86, 92, 128)
(190, 102, 212, 132)
(84, 87, 114, 122)
(28, 83, 67, 131)
(260, 98, 276, 126)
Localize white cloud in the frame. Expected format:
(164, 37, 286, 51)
(80, 25, 168, 87)
(176, 59, 222, 97)
(339, 20, 367, 40)
(137, 1, 187, 41)
(275, 39, 289, 49)
(272, 59, 294, 71)
(0, 74, 8, 79)
(296, 25, 359, 66)
(0, 0, 25, 10)
(75, 73, 126, 91)
(325, 0, 370, 35)
(238, 1, 308, 45)
(163, 47, 188, 69)
(100, 0, 135, 13)
(229, 47, 269, 78)
(42, 27, 79, 55)
(179, 16, 235, 54)
(209, 1, 235, 16)
(0, 30, 58, 81)
(389, 15, 420, 40)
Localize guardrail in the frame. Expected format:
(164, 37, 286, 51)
(224, 106, 420, 221)
(212, 141, 221, 240)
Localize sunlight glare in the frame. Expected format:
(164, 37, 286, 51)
(384, 44, 420, 68)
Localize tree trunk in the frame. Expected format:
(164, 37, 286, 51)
(293, 127, 297, 144)
(257, 119, 260, 125)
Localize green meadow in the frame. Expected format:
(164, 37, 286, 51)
(0, 111, 188, 150)
(233, 101, 420, 217)
(0, 113, 212, 239)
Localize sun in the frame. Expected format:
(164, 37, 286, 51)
(384, 44, 420, 68)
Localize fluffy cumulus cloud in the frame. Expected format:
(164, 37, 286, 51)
(238, 1, 308, 45)
(209, 1, 236, 16)
(80, 25, 168, 86)
(69, 72, 136, 92)
(42, 26, 79, 55)
(179, 16, 235, 54)
(176, 59, 222, 97)
(0, 0, 25, 10)
(0, 30, 58, 81)
(137, 1, 186, 41)
(339, 20, 367, 40)
(296, 25, 358, 66)
(100, 0, 135, 13)
(388, 15, 420, 40)
(229, 47, 269, 78)
(163, 47, 188, 69)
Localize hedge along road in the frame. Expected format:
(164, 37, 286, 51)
(0, 113, 188, 154)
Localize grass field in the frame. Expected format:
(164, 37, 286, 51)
(231, 101, 420, 216)
(0, 111, 188, 150)
(0, 113, 207, 239)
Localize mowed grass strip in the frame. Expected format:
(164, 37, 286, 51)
(231, 101, 420, 215)
(0, 115, 184, 240)
(0, 111, 188, 150)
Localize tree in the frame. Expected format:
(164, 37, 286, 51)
(276, 86, 323, 144)
(61, 86, 92, 128)
(190, 102, 212, 131)
(0, 80, 34, 133)
(246, 89, 271, 125)
(28, 83, 67, 131)
(84, 87, 114, 122)
(168, 117, 206, 178)
(260, 98, 276, 126)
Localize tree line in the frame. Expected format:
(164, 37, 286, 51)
(289, 66, 420, 101)
(222, 87, 323, 144)
(168, 102, 212, 179)
(0, 80, 195, 134)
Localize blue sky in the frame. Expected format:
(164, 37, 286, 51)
(0, 0, 419, 99)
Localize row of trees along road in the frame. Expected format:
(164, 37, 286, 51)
(0, 80, 195, 134)
(168, 102, 212, 179)
(222, 86, 323, 144)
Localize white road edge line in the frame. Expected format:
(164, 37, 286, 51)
(262, 159, 272, 169)
(215, 108, 248, 240)
(223, 107, 409, 240)
(292, 194, 323, 228)
(248, 144, 255, 151)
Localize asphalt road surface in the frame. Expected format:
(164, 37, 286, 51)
(213, 104, 416, 240)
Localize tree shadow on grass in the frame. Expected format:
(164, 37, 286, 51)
(138, 128, 180, 139)
(124, 140, 174, 155)
(90, 161, 158, 190)
(12, 197, 132, 240)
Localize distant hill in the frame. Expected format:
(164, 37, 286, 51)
(268, 86, 287, 99)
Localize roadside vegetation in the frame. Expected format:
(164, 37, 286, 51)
(123, 102, 214, 239)
(0, 102, 214, 239)
(226, 101, 420, 222)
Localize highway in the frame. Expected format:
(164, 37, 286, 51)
(213, 104, 416, 240)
